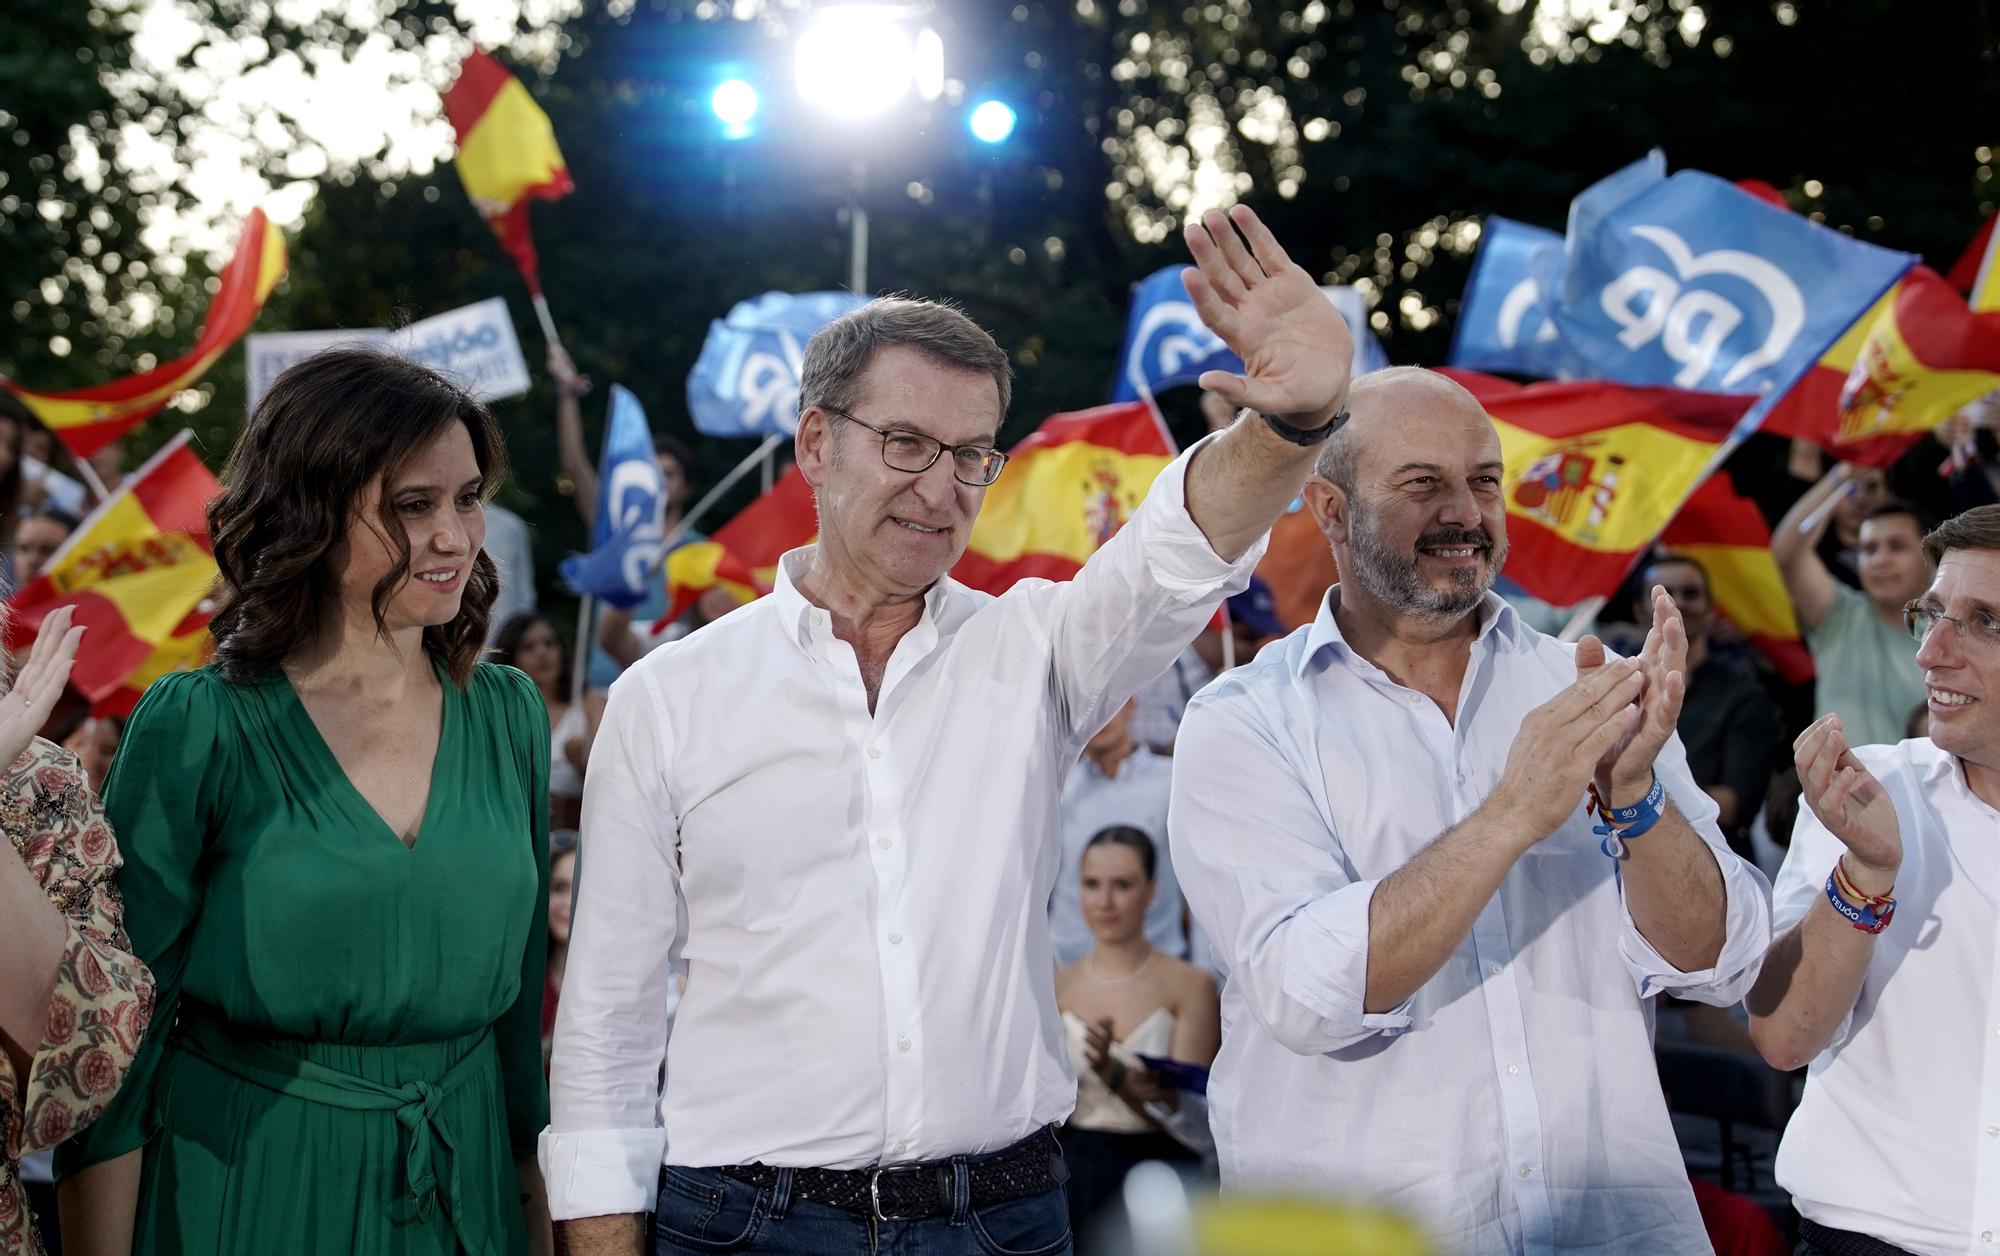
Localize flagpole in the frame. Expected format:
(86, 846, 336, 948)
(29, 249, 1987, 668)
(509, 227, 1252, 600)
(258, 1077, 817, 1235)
(531, 292, 563, 351)
(71, 456, 112, 504)
(662, 434, 785, 552)
(1557, 596, 1607, 643)
(570, 594, 593, 703)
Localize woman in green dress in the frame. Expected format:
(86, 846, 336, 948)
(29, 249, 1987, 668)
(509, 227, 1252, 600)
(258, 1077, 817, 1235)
(55, 349, 553, 1255)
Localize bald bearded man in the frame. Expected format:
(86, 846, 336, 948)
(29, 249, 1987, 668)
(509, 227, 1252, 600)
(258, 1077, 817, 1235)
(1170, 368, 1772, 1254)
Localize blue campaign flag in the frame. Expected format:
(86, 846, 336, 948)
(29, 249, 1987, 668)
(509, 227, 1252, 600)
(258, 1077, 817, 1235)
(1111, 265, 1390, 402)
(1447, 216, 1581, 379)
(1546, 160, 1912, 417)
(686, 290, 872, 437)
(1111, 265, 1240, 403)
(559, 385, 668, 608)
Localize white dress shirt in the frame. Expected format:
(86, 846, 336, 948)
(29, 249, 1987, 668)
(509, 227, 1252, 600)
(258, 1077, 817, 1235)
(1049, 748, 1186, 967)
(540, 441, 1261, 1220)
(1772, 738, 2000, 1256)
(1170, 588, 1771, 1256)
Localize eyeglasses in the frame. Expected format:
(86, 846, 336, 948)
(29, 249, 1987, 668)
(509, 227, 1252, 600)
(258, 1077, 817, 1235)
(823, 406, 1007, 487)
(1902, 598, 2000, 654)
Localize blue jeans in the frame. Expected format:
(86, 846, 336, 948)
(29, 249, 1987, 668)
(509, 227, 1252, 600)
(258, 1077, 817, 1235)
(650, 1163, 1073, 1256)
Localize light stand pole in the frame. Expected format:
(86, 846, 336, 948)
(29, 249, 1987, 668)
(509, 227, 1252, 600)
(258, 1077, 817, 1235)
(847, 159, 869, 296)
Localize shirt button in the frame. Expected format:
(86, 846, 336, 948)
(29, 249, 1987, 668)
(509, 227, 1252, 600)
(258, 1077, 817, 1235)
(890, 1141, 907, 1157)
(1517, 1164, 1533, 1178)
(1507, 1064, 1520, 1076)
(878, 836, 893, 850)
(1457, 773, 1467, 785)
(888, 932, 903, 945)
(1489, 963, 1503, 977)
(897, 1036, 912, 1052)
(867, 746, 882, 760)
(1989, 1125, 2000, 1138)
(1983, 1231, 1993, 1244)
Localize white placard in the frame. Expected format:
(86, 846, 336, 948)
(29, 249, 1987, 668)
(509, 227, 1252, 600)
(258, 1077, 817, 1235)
(244, 297, 531, 412)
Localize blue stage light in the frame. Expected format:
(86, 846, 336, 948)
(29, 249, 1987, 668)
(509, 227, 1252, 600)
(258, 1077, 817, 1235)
(969, 99, 1017, 144)
(711, 79, 760, 135)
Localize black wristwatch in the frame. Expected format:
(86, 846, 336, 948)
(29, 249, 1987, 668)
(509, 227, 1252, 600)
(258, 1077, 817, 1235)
(1259, 406, 1349, 446)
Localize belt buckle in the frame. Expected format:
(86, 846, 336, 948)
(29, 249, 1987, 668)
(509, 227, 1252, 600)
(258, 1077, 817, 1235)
(868, 1163, 932, 1223)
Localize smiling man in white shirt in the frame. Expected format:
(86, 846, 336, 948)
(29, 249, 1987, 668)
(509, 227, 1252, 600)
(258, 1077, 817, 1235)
(1749, 505, 2000, 1256)
(542, 205, 1355, 1256)
(1169, 367, 1772, 1255)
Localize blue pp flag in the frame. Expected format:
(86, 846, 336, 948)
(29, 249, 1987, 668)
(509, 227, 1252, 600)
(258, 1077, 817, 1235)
(1111, 266, 1390, 402)
(1448, 216, 1581, 379)
(1452, 152, 1915, 438)
(558, 385, 668, 608)
(686, 290, 872, 437)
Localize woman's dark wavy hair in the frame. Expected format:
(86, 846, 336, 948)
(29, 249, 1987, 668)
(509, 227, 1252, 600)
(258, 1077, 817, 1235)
(490, 611, 571, 703)
(207, 348, 507, 687)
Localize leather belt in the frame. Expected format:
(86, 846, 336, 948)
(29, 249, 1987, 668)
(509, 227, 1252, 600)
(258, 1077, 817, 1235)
(718, 1126, 1066, 1223)
(1798, 1218, 1919, 1256)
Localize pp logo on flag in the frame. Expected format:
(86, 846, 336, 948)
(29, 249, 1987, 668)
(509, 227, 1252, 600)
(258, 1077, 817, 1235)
(1597, 226, 1804, 390)
(1125, 300, 1229, 399)
(735, 331, 809, 433)
(606, 460, 668, 589)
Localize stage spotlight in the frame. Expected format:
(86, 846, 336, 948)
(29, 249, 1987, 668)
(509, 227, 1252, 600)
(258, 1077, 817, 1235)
(711, 79, 760, 136)
(969, 99, 1017, 144)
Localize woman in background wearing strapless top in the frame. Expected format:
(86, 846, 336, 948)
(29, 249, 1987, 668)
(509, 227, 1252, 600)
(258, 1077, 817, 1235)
(1054, 826, 1219, 1250)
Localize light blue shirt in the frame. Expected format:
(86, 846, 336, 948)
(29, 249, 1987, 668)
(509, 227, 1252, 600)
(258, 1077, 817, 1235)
(1170, 587, 1772, 1256)
(1049, 748, 1186, 967)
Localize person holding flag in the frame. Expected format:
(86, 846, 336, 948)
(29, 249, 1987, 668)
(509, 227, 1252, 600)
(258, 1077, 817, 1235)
(1169, 367, 1770, 1254)
(56, 350, 554, 1256)
(543, 203, 1354, 1255)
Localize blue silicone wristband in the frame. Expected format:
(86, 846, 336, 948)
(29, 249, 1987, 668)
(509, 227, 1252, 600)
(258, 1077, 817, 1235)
(1593, 772, 1665, 858)
(1825, 872, 1895, 933)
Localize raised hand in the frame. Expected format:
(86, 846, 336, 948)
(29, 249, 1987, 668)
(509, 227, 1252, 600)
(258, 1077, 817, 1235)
(0, 606, 84, 771)
(546, 343, 590, 398)
(1182, 205, 1353, 426)
(1794, 714, 1901, 882)
(1490, 657, 1647, 842)
(1577, 590, 1688, 805)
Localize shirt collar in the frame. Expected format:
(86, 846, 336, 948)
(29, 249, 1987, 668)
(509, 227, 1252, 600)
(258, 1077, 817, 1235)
(771, 545, 954, 650)
(1297, 584, 1524, 679)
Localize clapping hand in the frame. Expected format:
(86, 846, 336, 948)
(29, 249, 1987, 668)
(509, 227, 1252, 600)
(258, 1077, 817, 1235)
(1576, 587, 1688, 806)
(1794, 714, 1901, 885)
(1182, 205, 1353, 428)
(0, 606, 83, 772)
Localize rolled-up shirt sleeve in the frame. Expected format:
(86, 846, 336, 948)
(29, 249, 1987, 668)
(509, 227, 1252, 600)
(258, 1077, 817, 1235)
(540, 664, 684, 1220)
(1049, 432, 1268, 742)
(1170, 684, 1412, 1055)
(1614, 732, 1773, 1006)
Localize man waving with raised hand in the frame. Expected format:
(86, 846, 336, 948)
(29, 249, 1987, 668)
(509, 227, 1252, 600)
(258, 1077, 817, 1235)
(544, 204, 1353, 1256)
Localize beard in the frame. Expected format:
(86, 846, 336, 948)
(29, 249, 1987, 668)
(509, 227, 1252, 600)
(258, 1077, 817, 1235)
(1346, 505, 1506, 622)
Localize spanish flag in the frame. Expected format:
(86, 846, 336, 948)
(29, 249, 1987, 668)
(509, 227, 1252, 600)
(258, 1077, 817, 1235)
(1659, 469, 1814, 684)
(1835, 264, 2000, 449)
(4, 430, 221, 714)
(953, 400, 1175, 591)
(1445, 370, 1756, 608)
(658, 400, 1178, 626)
(442, 50, 573, 296)
(1, 211, 285, 460)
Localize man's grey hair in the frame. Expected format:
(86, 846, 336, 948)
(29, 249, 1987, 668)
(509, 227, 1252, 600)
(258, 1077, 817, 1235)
(799, 296, 1013, 426)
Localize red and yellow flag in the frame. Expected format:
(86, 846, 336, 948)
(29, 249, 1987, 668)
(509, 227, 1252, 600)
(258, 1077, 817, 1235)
(2, 211, 285, 460)
(953, 400, 1175, 591)
(1445, 370, 1755, 608)
(442, 50, 573, 296)
(1833, 264, 2000, 450)
(5, 430, 221, 714)
(657, 400, 1178, 626)
(1659, 469, 1813, 684)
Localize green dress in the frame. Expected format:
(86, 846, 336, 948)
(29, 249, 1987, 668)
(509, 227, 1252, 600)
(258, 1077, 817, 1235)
(56, 661, 551, 1256)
